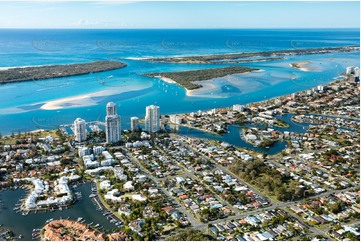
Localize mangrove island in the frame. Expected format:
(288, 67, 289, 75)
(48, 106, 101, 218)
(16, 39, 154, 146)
(0, 60, 127, 84)
(143, 66, 258, 90)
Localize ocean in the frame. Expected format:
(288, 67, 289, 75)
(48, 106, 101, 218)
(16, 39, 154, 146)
(0, 29, 359, 135)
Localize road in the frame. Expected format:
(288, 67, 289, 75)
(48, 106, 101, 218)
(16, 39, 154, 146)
(168, 139, 356, 239)
(180, 139, 276, 205)
(120, 147, 200, 227)
(112, 143, 356, 239)
(154, 145, 240, 216)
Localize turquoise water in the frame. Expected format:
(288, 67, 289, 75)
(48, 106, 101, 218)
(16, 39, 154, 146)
(0, 29, 359, 135)
(0, 29, 359, 240)
(175, 114, 309, 154)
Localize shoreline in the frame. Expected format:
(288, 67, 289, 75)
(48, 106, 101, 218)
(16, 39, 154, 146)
(157, 74, 220, 97)
(0, 70, 352, 136)
(154, 68, 259, 97)
(144, 46, 360, 64)
(157, 76, 177, 84)
(40, 93, 98, 110)
(144, 66, 258, 90)
(0, 61, 127, 84)
(39, 82, 153, 110)
(289, 61, 312, 72)
(26, 75, 346, 135)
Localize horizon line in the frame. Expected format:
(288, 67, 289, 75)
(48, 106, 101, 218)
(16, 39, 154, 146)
(0, 27, 360, 30)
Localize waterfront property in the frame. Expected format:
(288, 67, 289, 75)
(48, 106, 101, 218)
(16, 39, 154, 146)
(0, 47, 359, 241)
(42, 219, 130, 241)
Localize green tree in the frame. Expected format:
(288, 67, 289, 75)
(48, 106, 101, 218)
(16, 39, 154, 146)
(166, 229, 212, 241)
(329, 200, 343, 214)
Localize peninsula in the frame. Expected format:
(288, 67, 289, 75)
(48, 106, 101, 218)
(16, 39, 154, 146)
(41, 219, 130, 241)
(143, 66, 258, 90)
(143, 46, 359, 64)
(0, 60, 127, 84)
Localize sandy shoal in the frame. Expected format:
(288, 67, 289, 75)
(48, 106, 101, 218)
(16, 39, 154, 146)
(289, 61, 312, 72)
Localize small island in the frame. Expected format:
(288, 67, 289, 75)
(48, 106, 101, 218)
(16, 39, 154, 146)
(143, 66, 258, 90)
(144, 46, 359, 64)
(0, 60, 127, 84)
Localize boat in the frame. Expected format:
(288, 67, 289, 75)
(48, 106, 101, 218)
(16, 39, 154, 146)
(77, 217, 83, 222)
(45, 218, 54, 223)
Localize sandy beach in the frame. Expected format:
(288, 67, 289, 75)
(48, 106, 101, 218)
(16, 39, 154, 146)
(186, 88, 200, 97)
(40, 93, 99, 110)
(185, 81, 226, 98)
(40, 81, 153, 110)
(157, 76, 177, 84)
(289, 61, 312, 72)
(157, 75, 203, 97)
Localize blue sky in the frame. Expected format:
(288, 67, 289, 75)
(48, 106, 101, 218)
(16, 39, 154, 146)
(0, 1, 359, 29)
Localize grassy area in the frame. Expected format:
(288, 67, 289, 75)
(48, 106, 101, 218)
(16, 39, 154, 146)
(274, 118, 291, 128)
(0, 129, 60, 145)
(163, 223, 177, 233)
(0, 138, 18, 145)
(120, 193, 135, 199)
(37, 130, 60, 138)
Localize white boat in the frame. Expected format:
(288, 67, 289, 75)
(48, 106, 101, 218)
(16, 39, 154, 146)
(45, 218, 54, 223)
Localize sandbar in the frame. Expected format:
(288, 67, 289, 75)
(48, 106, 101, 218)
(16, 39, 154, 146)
(290, 61, 312, 72)
(40, 82, 152, 110)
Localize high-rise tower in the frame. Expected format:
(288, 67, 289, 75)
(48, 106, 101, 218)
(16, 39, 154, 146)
(74, 118, 87, 142)
(145, 105, 160, 133)
(105, 102, 121, 143)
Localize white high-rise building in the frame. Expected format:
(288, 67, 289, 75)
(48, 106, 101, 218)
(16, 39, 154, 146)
(74, 118, 87, 142)
(105, 102, 121, 144)
(169, 115, 182, 124)
(145, 105, 160, 133)
(354, 67, 360, 77)
(130, 117, 140, 132)
(346, 66, 355, 75)
(233, 104, 245, 112)
(106, 101, 117, 116)
(317, 85, 324, 92)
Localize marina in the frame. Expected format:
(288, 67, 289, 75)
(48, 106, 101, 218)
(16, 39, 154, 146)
(0, 183, 117, 241)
